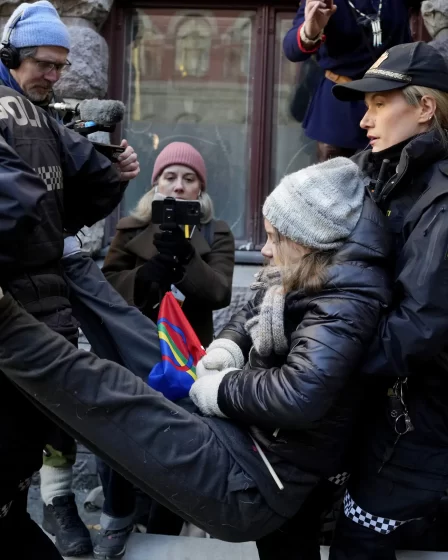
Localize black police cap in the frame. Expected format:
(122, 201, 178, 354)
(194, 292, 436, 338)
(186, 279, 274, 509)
(333, 42, 448, 102)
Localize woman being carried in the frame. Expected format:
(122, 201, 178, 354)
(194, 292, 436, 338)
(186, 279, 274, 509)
(0, 158, 390, 551)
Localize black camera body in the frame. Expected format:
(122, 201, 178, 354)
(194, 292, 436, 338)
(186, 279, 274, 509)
(69, 122, 125, 163)
(90, 141, 125, 163)
(152, 197, 201, 226)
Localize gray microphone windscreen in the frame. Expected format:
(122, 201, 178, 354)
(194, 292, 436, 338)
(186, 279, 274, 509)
(78, 99, 125, 126)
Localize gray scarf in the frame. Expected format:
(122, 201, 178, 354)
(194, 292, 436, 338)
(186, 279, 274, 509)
(245, 267, 288, 357)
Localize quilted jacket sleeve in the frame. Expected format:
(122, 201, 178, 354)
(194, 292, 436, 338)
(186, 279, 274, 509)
(217, 291, 382, 430)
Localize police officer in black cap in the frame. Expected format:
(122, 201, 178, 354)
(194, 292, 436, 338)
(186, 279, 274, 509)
(329, 41, 448, 559)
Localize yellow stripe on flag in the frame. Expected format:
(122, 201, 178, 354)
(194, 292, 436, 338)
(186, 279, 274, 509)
(159, 331, 197, 380)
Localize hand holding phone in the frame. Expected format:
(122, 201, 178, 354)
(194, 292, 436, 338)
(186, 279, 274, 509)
(154, 223, 195, 264)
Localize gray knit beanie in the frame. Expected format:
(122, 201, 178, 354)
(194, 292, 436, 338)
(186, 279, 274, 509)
(263, 157, 366, 251)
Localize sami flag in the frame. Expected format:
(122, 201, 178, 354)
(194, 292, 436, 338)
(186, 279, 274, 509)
(148, 291, 206, 401)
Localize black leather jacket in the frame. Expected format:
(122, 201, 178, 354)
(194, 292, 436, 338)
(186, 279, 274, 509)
(215, 196, 391, 478)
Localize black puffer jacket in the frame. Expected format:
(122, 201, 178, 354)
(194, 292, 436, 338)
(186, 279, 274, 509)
(351, 131, 448, 483)
(215, 196, 391, 478)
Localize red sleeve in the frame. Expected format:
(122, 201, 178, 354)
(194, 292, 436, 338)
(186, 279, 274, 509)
(297, 23, 325, 54)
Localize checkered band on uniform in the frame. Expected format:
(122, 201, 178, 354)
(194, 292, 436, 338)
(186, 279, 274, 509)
(35, 165, 63, 192)
(328, 472, 350, 486)
(343, 491, 422, 535)
(0, 477, 32, 519)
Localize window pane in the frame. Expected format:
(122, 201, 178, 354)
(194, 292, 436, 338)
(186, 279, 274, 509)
(271, 13, 318, 188)
(123, 9, 257, 240)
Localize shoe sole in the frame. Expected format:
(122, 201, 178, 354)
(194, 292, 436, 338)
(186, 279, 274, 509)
(93, 546, 126, 559)
(42, 521, 93, 557)
(58, 543, 93, 557)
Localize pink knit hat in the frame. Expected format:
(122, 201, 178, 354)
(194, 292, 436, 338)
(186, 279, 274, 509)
(151, 142, 207, 187)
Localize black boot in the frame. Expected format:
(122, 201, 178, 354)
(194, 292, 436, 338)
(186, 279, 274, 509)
(42, 494, 93, 557)
(93, 524, 134, 559)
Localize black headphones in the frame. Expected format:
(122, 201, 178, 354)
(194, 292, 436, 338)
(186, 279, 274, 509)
(0, 12, 25, 70)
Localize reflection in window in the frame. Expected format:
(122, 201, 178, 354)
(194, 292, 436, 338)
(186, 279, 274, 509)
(139, 15, 164, 80)
(124, 10, 256, 241)
(271, 15, 317, 188)
(176, 113, 202, 124)
(175, 17, 211, 78)
(131, 14, 164, 120)
(223, 18, 252, 79)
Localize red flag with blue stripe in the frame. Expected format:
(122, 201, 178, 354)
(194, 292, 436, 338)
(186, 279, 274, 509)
(148, 292, 206, 401)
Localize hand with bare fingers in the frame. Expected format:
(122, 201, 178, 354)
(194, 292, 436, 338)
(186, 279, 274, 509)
(304, 0, 337, 40)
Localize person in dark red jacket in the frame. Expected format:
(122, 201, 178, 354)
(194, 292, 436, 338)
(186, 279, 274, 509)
(283, 0, 421, 161)
(0, 157, 390, 556)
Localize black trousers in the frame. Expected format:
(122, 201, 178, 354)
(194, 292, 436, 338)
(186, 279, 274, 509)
(330, 449, 448, 559)
(0, 282, 79, 541)
(98, 459, 185, 535)
(97, 460, 136, 521)
(0, 294, 322, 543)
(330, 484, 446, 559)
(257, 479, 340, 560)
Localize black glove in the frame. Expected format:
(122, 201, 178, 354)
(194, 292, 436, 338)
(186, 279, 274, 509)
(136, 253, 184, 289)
(153, 224, 195, 265)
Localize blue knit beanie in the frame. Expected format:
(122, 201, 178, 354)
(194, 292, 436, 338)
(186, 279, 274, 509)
(2, 1, 70, 50)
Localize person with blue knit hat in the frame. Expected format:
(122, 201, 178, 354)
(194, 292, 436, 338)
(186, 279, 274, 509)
(0, 1, 70, 105)
(2, 1, 70, 49)
(0, 3, 139, 558)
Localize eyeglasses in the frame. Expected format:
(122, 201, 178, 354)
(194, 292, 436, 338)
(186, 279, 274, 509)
(28, 57, 72, 75)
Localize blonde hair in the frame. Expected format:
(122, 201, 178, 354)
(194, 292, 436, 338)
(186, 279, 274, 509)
(131, 186, 214, 224)
(273, 228, 335, 294)
(402, 85, 448, 142)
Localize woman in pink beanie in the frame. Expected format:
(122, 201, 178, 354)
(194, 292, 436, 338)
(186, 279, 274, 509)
(103, 142, 234, 342)
(99, 142, 235, 552)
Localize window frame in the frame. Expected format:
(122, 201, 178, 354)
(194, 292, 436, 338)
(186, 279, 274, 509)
(103, 0, 299, 257)
(104, 1, 427, 259)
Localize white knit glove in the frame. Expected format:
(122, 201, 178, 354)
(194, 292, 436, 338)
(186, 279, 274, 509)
(190, 368, 238, 417)
(62, 236, 82, 258)
(196, 339, 245, 379)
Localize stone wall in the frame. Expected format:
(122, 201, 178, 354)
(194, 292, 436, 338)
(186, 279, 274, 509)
(421, 0, 448, 40)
